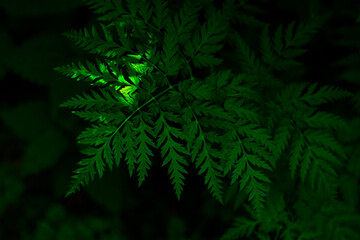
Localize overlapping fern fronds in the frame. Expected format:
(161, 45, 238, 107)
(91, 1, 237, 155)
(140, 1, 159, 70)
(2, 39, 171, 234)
(56, 0, 239, 204)
(56, 1, 353, 233)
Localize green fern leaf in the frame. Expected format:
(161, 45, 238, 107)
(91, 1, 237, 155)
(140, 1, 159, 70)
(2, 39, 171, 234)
(133, 111, 156, 186)
(77, 124, 116, 141)
(234, 34, 262, 74)
(303, 111, 349, 131)
(300, 83, 353, 106)
(223, 121, 272, 215)
(71, 110, 124, 124)
(225, 98, 261, 124)
(82, 0, 125, 21)
(152, 0, 169, 30)
(154, 109, 189, 199)
(178, 78, 213, 101)
(121, 120, 137, 178)
(273, 118, 292, 161)
(173, 0, 201, 45)
(183, 116, 224, 204)
(306, 131, 344, 165)
(260, 24, 279, 67)
(54, 59, 118, 85)
(161, 22, 182, 76)
(289, 135, 305, 179)
(285, 14, 329, 48)
(112, 132, 123, 167)
(59, 89, 128, 110)
(184, 8, 228, 68)
(260, 24, 303, 70)
(300, 147, 312, 183)
(62, 24, 127, 57)
(136, 0, 152, 22)
(220, 217, 259, 240)
(243, 164, 270, 215)
(273, 24, 284, 55)
(65, 146, 106, 197)
(102, 141, 113, 171)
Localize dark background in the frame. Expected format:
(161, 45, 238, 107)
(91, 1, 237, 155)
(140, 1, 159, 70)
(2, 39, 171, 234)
(0, 0, 359, 239)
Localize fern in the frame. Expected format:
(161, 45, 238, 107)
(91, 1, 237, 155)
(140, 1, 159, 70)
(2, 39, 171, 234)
(260, 14, 330, 71)
(154, 108, 189, 199)
(62, 24, 129, 58)
(300, 83, 353, 106)
(182, 106, 225, 204)
(60, 88, 128, 110)
(152, 0, 169, 30)
(55, 1, 355, 238)
(220, 217, 259, 240)
(57, 0, 235, 204)
(269, 82, 351, 196)
(183, 6, 228, 68)
(173, 0, 201, 45)
(222, 120, 273, 215)
(132, 111, 156, 186)
(81, 0, 125, 21)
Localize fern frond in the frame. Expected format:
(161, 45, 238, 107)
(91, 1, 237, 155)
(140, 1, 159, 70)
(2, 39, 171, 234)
(220, 217, 259, 240)
(82, 0, 125, 21)
(62, 24, 127, 57)
(225, 98, 261, 124)
(65, 146, 108, 197)
(72, 110, 125, 124)
(184, 8, 228, 68)
(192, 101, 231, 121)
(178, 78, 213, 101)
(303, 111, 348, 131)
(260, 24, 303, 70)
(152, 0, 169, 30)
(183, 117, 224, 204)
(300, 147, 312, 183)
(259, 15, 329, 71)
(121, 120, 138, 178)
(234, 34, 262, 74)
(260, 24, 279, 67)
(269, 81, 348, 196)
(133, 111, 156, 186)
(272, 118, 293, 161)
(300, 83, 353, 106)
(60, 88, 130, 111)
(224, 124, 272, 215)
(237, 122, 273, 151)
(161, 22, 182, 76)
(288, 128, 342, 197)
(289, 135, 305, 179)
(308, 157, 339, 197)
(133, 0, 152, 22)
(155, 109, 189, 199)
(78, 124, 116, 142)
(112, 132, 123, 167)
(242, 166, 271, 215)
(54, 59, 118, 85)
(173, 0, 201, 45)
(284, 14, 330, 48)
(305, 130, 345, 164)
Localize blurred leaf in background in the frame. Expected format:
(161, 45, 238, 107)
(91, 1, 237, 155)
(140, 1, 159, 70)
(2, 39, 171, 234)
(5, 33, 71, 86)
(0, 0, 80, 16)
(0, 30, 14, 80)
(0, 163, 24, 216)
(0, 101, 69, 176)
